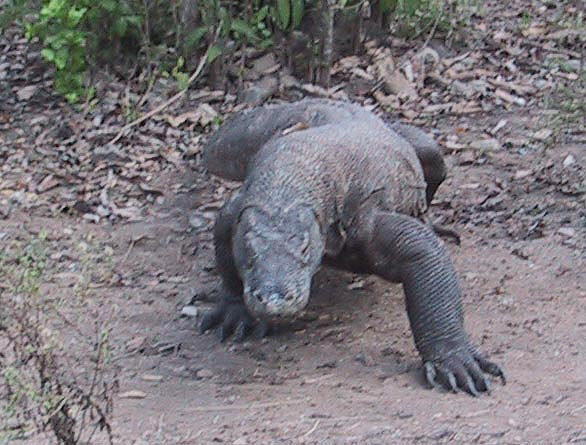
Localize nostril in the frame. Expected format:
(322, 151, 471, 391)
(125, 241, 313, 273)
(251, 288, 295, 306)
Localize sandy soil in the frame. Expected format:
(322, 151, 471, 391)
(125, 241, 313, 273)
(111, 129, 586, 445)
(6, 111, 584, 444)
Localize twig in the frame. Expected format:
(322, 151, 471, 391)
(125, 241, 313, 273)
(136, 70, 158, 109)
(122, 238, 137, 264)
(121, 234, 151, 264)
(422, 3, 444, 49)
(303, 420, 320, 437)
(108, 24, 222, 145)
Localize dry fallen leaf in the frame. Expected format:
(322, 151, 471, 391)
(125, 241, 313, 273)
(557, 227, 576, 238)
(141, 374, 163, 382)
(522, 26, 547, 38)
(36, 174, 60, 193)
(490, 119, 508, 135)
(469, 138, 501, 152)
(532, 129, 553, 142)
(16, 85, 38, 101)
(119, 390, 147, 399)
(125, 336, 147, 352)
(514, 169, 532, 180)
(495, 89, 526, 106)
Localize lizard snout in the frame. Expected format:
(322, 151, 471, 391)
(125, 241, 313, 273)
(245, 284, 307, 319)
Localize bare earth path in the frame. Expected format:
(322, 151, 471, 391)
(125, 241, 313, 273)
(1, 1, 586, 443)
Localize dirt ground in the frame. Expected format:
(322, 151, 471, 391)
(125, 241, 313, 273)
(2, 2, 586, 443)
(4, 111, 586, 444)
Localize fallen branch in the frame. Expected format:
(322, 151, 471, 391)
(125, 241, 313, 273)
(108, 25, 222, 145)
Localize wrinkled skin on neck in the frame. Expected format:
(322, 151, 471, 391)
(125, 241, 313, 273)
(233, 205, 324, 320)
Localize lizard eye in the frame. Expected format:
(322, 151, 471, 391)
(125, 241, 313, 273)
(300, 232, 310, 263)
(244, 233, 262, 266)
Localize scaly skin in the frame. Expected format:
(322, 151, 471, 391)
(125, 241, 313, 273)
(203, 99, 446, 207)
(199, 99, 505, 395)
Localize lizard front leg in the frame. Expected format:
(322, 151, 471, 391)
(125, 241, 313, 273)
(199, 192, 268, 341)
(345, 209, 505, 395)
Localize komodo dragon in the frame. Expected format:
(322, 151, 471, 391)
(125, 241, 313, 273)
(199, 99, 505, 395)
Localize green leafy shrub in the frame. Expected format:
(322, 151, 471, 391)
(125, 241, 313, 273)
(184, 0, 305, 64)
(384, 0, 447, 36)
(1, 0, 471, 102)
(25, 0, 89, 102)
(5, 0, 308, 102)
(21, 0, 142, 102)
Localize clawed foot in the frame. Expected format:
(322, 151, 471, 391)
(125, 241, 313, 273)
(199, 298, 269, 342)
(424, 348, 505, 396)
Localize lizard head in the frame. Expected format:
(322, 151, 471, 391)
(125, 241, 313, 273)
(233, 205, 324, 320)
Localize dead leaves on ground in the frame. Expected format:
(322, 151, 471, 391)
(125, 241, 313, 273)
(1, 1, 585, 225)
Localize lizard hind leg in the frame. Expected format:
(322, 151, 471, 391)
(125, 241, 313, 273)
(389, 123, 461, 245)
(389, 122, 447, 206)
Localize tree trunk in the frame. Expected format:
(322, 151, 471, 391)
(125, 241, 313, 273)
(178, 0, 199, 64)
(317, 0, 335, 87)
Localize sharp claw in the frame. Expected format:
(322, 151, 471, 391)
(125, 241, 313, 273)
(471, 373, 489, 394)
(475, 354, 507, 385)
(218, 324, 232, 342)
(199, 318, 211, 334)
(489, 365, 506, 385)
(200, 299, 268, 343)
(435, 364, 459, 393)
(254, 320, 269, 339)
(463, 375, 480, 397)
(425, 347, 504, 395)
(234, 321, 250, 342)
(200, 311, 219, 333)
(482, 375, 492, 394)
(465, 359, 490, 393)
(448, 365, 479, 397)
(217, 305, 245, 341)
(424, 362, 441, 389)
(447, 372, 459, 393)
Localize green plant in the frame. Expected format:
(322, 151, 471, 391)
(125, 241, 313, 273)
(184, 0, 307, 63)
(543, 77, 586, 145)
(273, 0, 305, 30)
(2, 1, 312, 101)
(25, 0, 89, 102)
(22, 0, 142, 102)
(0, 0, 35, 29)
(4, 0, 480, 102)
(388, 0, 448, 37)
(172, 56, 190, 90)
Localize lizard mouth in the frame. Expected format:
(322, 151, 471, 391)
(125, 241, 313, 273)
(243, 285, 308, 321)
